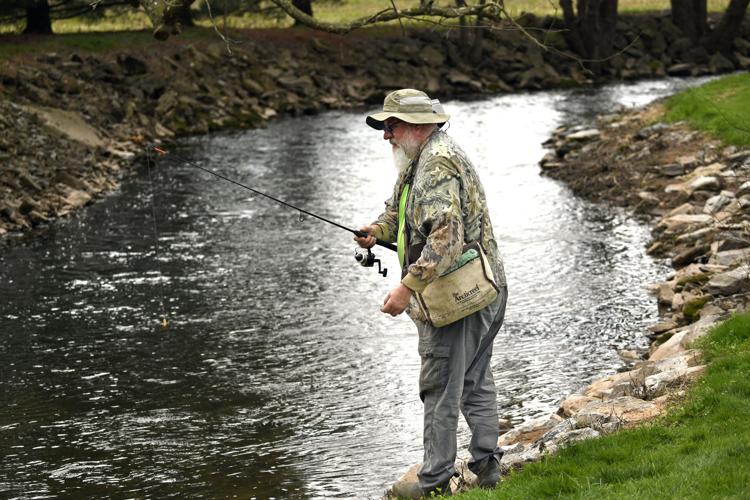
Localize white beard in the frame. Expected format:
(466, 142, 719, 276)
(391, 133, 421, 174)
(392, 145, 412, 174)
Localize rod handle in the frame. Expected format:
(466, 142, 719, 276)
(353, 230, 397, 253)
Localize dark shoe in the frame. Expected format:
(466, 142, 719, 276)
(474, 455, 501, 489)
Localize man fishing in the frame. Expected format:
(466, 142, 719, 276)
(354, 89, 509, 497)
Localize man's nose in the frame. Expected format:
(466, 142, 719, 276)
(383, 129, 392, 140)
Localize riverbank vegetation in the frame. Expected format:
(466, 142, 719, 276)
(665, 72, 750, 146)
(454, 311, 750, 499)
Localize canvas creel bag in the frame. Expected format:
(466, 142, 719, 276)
(407, 240, 500, 327)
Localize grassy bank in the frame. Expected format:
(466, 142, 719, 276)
(454, 311, 750, 499)
(665, 72, 750, 146)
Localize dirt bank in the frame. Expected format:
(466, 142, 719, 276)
(1, 15, 750, 240)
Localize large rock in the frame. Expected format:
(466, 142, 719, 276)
(667, 63, 695, 76)
(649, 318, 678, 335)
(687, 175, 721, 193)
(558, 394, 598, 417)
(497, 415, 562, 446)
(575, 396, 663, 427)
(671, 243, 710, 268)
(566, 129, 600, 141)
(676, 227, 715, 244)
(667, 202, 698, 217)
(656, 281, 675, 306)
(389, 463, 429, 498)
(659, 163, 685, 177)
(704, 265, 750, 295)
(500, 444, 543, 470)
(62, 189, 91, 211)
(21, 105, 104, 148)
(704, 191, 735, 214)
(541, 427, 601, 455)
(583, 368, 644, 399)
(656, 214, 713, 235)
(536, 418, 601, 450)
(650, 314, 723, 360)
(710, 248, 750, 267)
(645, 349, 702, 376)
(645, 365, 707, 397)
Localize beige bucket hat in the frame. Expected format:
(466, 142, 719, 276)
(366, 88, 450, 130)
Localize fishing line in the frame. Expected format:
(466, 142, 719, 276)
(146, 147, 170, 330)
(149, 145, 397, 253)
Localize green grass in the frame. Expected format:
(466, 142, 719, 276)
(454, 311, 750, 499)
(0, 28, 222, 59)
(665, 72, 750, 147)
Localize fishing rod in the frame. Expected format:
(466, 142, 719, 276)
(150, 145, 395, 277)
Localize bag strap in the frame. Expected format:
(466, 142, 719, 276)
(397, 183, 410, 268)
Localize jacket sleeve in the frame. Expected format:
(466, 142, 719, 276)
(370, 197, 398, 243)
(401, 157, 464, 293)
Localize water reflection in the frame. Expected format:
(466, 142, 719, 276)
(1, 77, 711, 498)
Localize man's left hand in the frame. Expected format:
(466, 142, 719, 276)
(381, 283, 412, 316)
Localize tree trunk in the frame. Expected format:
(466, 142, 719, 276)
(559, 0, 618, 74)
(469, 0, 487, 65)
(670, 0, 707, 41)
(23, 0, 53, 35)
(172, 1, 194, 28)
(559, 0, 584, 55)
(703, 0, 750, 53)
(578, 0, 618, 63)
(292, 0, 313, 26)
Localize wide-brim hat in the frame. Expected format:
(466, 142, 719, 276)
(366, 88, 450, 130)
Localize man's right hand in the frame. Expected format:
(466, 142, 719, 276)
(354, 225, 377, 249)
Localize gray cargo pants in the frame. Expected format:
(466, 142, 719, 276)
(416, 286, 508, 491)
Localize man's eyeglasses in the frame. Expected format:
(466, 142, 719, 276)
(383, 121, 403, 134)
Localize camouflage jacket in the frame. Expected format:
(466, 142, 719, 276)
(371, 130, 506, 323)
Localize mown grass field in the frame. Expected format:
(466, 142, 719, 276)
(665, 72, 750, 146)
(453, 309, 750, 499)
(0, 0, 737, 35)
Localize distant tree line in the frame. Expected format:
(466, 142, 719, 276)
(560, 0, 749, 68)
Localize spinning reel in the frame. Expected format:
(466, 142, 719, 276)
(354, 248, 387, 277)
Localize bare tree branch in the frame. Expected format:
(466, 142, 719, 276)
(264, 0, 505, 35)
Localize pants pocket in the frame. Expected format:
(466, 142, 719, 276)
(418, 342, 451, 399)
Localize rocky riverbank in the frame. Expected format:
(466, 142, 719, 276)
(2, 15, 750, 240)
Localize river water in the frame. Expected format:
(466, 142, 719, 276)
(1, 78, 709, 498)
